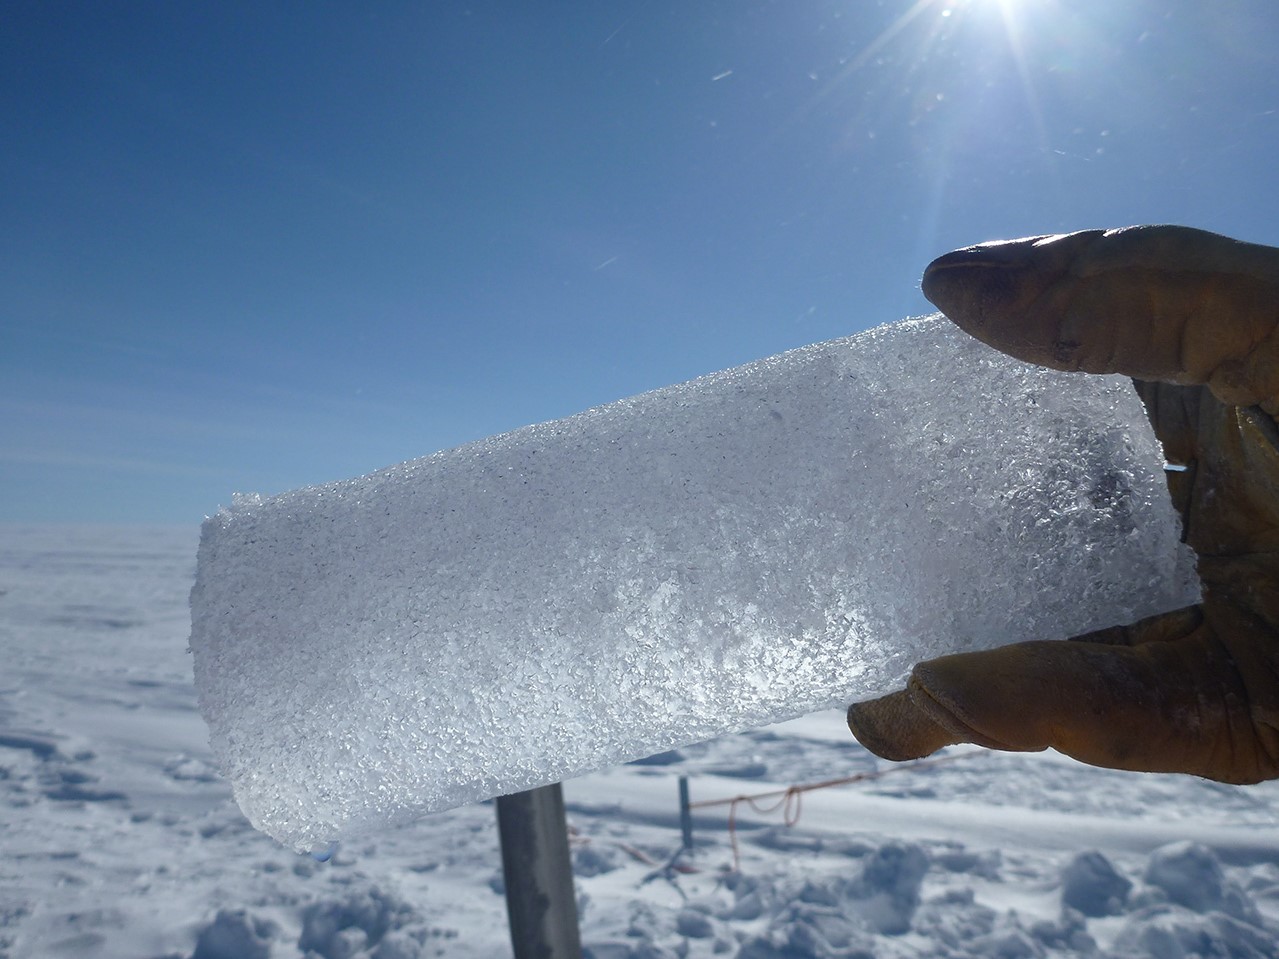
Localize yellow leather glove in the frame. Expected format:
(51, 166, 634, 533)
(847, 225, 1279, 784)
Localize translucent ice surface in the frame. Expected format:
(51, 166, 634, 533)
(190, 315, 1199, 850)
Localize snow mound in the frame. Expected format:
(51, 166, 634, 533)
(189, 315, 1199, 850)
(1061, 850, 1132, 917)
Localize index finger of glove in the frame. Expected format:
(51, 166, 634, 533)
(922, 225, 1279, 411)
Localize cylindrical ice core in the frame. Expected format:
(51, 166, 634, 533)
(190, 316, 1198, 851)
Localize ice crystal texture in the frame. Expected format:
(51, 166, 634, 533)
(190, 315, 1198, 850)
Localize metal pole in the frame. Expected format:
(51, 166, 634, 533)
(495, 782, 583, 959)
(678, 776, 694, 852)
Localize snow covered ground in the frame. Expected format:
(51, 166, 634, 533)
(3, 524, 1279, 958)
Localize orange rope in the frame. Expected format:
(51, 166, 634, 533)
(690, 752, 982, 871)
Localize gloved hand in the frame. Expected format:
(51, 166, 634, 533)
(847, 225, 1279, 784)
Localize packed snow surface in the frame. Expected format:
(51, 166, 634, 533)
(189, 316, 1198, 851)
(6, 527, 1277, 959)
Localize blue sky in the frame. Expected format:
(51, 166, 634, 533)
(3, 0, 1277, 524)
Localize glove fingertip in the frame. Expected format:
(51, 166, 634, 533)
(847, 691, 961, 762)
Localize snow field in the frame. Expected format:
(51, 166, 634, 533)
(4, 527, 1279, 958)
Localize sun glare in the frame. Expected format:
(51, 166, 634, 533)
(804, 0, 1080, 262)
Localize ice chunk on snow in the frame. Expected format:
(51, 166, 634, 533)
(189, 315, 1198, 850)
